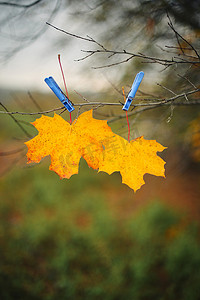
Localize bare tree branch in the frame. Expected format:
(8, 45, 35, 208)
(0, 0, 44, 8)
(46, 21, 200, 69)
(0, 89, 199, 122)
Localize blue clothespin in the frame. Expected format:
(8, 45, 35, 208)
(122, 71, 144, 111)
(44, 76, 74, 113)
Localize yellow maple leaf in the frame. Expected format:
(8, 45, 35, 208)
(25, 110, 115, 179)
(25, 109, 166, 191)
(99, 135, 166, 191)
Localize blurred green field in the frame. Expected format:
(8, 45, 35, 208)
(1, 158, 200, 299)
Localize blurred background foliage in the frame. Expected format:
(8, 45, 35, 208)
(1, 158, 200, 300)
(0, 0, 200, 299)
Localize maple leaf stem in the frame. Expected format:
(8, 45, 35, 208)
(58, 54, 72, 124)
(126, 111, 130, 142)
(122, 87, 130, 142)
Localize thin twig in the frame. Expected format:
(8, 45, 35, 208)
(92, 55, 135, 69)
(46, 22, 94, 42)
(0, 102, 32, 138)
(74, 90, 90, 102)
(0, 0, 44, 8)
(0, 105, 64, 115)
(167, 14, 200, 60)
(157, 83, 177, 95)
(177, 73, 197, 89)
(28, 91, 43, 111)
